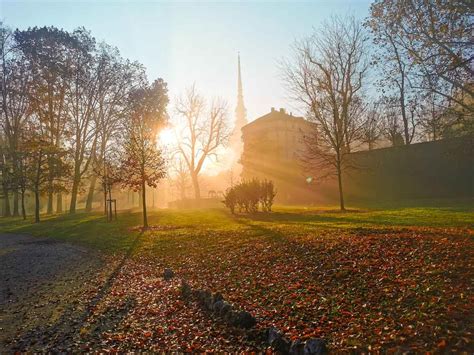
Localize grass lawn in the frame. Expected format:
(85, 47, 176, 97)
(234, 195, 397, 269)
(0, 202, 473, 351)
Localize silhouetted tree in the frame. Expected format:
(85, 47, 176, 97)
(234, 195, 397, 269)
(366, 7, 419, 145)
(14, 26, 80, 214)
(283, 16, 369, 211)
(85, 46, 146, 212)
(361, 102, 382, 150)
(119, 79, 168, 228)
(175, 85, 230, 199)
(367, 0, 473, 115)
(1, 22, 32, 216)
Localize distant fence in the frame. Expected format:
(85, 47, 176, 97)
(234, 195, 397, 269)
(335, 136, 474, 203)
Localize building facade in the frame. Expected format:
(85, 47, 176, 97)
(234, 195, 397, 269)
(240, 108, 317, 203)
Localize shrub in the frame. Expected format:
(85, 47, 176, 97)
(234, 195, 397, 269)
(223, 187, 237, 214)
(223, 179, 277, 214)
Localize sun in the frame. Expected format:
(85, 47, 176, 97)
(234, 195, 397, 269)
(158, 127, 176, 147)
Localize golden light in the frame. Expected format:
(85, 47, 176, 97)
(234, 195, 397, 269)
(158, 127, 176, 147)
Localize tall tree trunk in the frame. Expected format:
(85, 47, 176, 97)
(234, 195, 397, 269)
(336, 160, 345, 211)
(21, 190, 26, 220)
(104, 189, 108, 216)
(13, 190, 19, 216)
(34, 189, 40, 223)
(2, 188, 10, 217)
(69, 176, 80, 214)
(56, 193, 63, 213)
(85, 175, 97, 212)
(191, 173, 200, 200)
(141, 182, 148, 228)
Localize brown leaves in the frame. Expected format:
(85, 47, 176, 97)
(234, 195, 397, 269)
(30, 223, 472, 352)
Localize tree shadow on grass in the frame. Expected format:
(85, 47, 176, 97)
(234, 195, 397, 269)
(7, 231, 143, 352)
(236, 208, 473, 229)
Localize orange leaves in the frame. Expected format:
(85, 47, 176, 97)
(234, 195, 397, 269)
(143, 331, 152, 338)
(67, 226, 473, 352)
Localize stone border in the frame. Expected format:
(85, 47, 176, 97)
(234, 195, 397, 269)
(164, 269, 328, 354)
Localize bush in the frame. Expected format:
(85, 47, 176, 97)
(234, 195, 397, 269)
(223, 179, 276, 214)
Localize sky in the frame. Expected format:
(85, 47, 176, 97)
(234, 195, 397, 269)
(1, 0, 372, 123)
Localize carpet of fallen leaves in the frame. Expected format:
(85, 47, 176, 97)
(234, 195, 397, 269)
(69, 221, 474, 352)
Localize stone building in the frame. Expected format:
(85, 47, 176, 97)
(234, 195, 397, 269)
(240, 108, 317, 203)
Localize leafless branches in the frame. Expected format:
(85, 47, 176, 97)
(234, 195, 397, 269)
(174, 85, 230, 199)
(283, 16, 369, 210)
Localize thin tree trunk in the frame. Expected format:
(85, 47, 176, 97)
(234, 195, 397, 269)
(69, 177, 80, 214)
(34, 154, 43, 222)
(34, 189, 40, 223)
(142, 182, 148, 228)
(336, 161, 345, 211)
(104, 189, 108, 216)
(21, 190, 26, 220)
(2, 188, 10, 217)
(85, 175, 97, 212)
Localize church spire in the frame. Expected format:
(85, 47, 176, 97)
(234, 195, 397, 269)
(235, 52, 247, 128)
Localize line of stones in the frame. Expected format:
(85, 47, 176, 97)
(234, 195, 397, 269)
(163, 268, 327, 354)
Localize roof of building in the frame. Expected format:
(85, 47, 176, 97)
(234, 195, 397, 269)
(242, 108, 307, 132)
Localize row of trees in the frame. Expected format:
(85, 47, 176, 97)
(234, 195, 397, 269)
(284, 0, 473, 210)
(0, 24, 168, 226)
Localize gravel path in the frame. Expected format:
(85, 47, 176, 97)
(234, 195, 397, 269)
(0, 233, 103, 351)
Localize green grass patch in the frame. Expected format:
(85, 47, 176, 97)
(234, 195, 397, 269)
(0, 201, 472, 253)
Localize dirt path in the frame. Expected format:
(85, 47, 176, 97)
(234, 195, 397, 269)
(0, 233, 103, 352)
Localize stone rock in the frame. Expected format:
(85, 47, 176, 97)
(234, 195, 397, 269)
(267, 327, 291, 354)
(231, 310, 257, 329)
(212, 299, 224, 313)
(220, 301, 232, 317)
(204, 293, 215, 310)
(304, 338, 327, 355)
(163, 268, 174, 280)
(273, 337, 291, 354)
(200, 290, 212, 309)
(289, 339, 304, 355)
(181, 280, 192, 298)
(267, 327, 282, 345)
(212, 292, 224, 303)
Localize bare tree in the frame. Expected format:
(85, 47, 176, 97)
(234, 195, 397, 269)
(381, 97, 405, 147)
(418, 90, 449, 141)
(175, 85, 230, 200)
(283, 16, 369, 211)
(361, 102, 382, 150)
(168, 157, 191, 201)
(367, 0, 473, 114)
(85, 45, 146, 212)
(366, 7, 418, 145)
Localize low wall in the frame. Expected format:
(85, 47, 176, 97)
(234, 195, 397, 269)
(331, 136, 474, 203)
